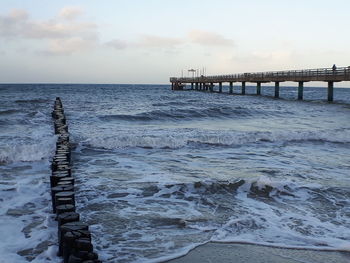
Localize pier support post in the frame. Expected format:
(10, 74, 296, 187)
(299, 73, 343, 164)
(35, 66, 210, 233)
(242, 82, 246, 95)
(199, 83, 202, 91)
(298, 82, 304, 100)
(171, 83, 174, 90)
(328, 81, 334, 102)
(257, 82, 261, 95)
(210, 83, 214, 92)
(275, 82, 280, 98)
(219, 82, 222, 93)
(229, 82, 233, 94)
(191, 83, 194, 90)
(195, 83, 198, 90)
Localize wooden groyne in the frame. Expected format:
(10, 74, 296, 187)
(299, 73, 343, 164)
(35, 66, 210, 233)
(170, 66, 350, 101)
(51, 97, 101, 263)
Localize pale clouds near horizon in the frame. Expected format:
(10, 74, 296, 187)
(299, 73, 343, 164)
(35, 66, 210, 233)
(0, 0, 349, 84)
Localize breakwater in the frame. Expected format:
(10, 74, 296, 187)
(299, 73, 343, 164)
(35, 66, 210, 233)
(51, 97, 101, 263)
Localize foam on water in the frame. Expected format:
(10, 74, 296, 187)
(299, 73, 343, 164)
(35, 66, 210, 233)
(0, 162, 60, 263)
(74, 175, 350, 262)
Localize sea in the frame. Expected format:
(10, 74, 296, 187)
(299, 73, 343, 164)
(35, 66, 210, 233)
(0, 84, 350, 263)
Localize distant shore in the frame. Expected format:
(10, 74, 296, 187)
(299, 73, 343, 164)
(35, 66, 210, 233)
(166, 242, 350, 263)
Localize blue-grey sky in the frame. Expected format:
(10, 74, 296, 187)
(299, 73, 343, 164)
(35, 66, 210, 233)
(0, 0, 349, 83)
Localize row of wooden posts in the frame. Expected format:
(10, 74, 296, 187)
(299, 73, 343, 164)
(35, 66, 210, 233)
(172, 81, 335, 101)
(50, 97, 101, 263)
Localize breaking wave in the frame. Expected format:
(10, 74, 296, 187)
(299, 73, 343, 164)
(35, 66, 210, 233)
(98, 106, 265, 122)
(82, 129, 350, 150)
(0, 136, 56, 164)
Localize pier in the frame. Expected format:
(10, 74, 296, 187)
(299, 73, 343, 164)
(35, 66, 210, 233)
(170, 66, 350, 101)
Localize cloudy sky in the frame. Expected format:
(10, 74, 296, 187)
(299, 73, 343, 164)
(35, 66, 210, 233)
(0, 0, 349, 84)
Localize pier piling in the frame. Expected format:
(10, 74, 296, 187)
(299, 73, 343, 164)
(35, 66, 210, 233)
(257, 82, 261, 95)
(242, 82, 246, 95)
(274, 82, 280, 98)
(328, 81, 334, 102)
(298, 82, 304, 100)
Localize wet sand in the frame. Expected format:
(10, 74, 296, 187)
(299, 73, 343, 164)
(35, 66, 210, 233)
(166, 242, 350, 263)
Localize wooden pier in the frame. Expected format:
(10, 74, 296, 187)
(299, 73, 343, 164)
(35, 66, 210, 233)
(170, 66, 350, 101)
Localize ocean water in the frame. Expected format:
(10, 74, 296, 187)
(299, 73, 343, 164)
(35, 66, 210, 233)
(0, 84, 350, 263)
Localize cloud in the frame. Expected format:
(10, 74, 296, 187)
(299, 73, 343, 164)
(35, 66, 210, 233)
(0, 9, 29, 37)
(188, 30, 234, 46)
(105, 39, 128, 50)
(59, 6, 83, 20)
(106, 30, 234, 51)
(43, 37, 95, 55)
(136, 35, 184, 48)
(0, 8, 96, 39)
(0, 8, 97, 55)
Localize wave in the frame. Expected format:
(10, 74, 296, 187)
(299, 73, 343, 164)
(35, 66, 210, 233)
(82, 129, 350, 150)
(15, 99, 48, 104)
(127, 176, 322, 200)
(98, 106, 258, 122)
(0, 136, 56, 164)
(0, 109, 21, 115)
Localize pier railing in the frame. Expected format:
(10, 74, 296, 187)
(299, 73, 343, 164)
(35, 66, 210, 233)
(170, 66, 350, 83)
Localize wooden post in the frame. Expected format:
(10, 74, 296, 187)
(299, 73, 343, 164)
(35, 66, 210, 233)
(195, 82, 198, 90)
(298, 81, 304, 100)
(257, 82, 261, 95)
(229, 82, 233, 94)
(219, 82, 222, 93)
(275, 82, 280, 98)
(210, 83, 214, 92)
(191, 83, 194, 90)
(242, 82, 246, 95)
(328, 81, 334, 102)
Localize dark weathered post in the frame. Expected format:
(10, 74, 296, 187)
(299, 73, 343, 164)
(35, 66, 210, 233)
(191, 83, 194, 90)
(242, 82, 246, 95)
(219, 82, 222, 93)
(229, 82, 233, 94)
(195, 82, 198, 90)
(328, 81, 334, 102)
(275, 82, 280, 98)
(298, 81, 304, 100)
(257, 82, 261, 95)
(210, 83, 214, 92)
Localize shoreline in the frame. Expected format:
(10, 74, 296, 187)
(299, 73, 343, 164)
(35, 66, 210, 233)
(165, 242, 350, 263)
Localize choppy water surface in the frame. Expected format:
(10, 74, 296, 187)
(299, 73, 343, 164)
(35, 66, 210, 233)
(1, 84, 350, 262)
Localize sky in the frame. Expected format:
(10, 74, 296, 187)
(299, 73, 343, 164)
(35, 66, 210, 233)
(0, 0, 349, 84)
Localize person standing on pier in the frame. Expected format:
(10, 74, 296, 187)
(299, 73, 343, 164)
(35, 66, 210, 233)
(332, 64, 337, 72)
